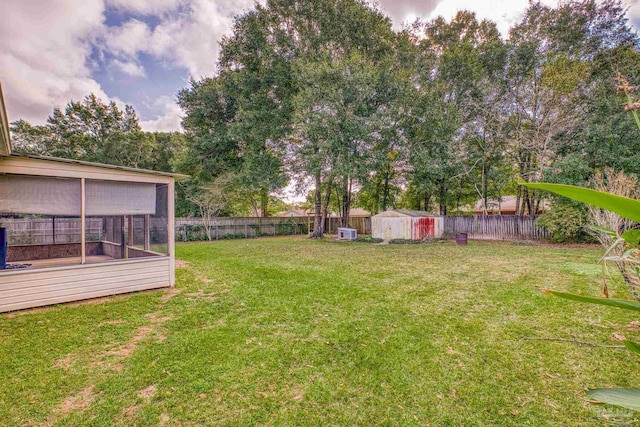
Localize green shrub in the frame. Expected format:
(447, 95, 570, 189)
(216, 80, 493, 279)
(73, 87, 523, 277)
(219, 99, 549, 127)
(221, 232, 247, 240)
(441, 228, 455, 240)
(389, 239, 422, 244)
(536, 201, 592, 243)
(354, 236, 383, 243)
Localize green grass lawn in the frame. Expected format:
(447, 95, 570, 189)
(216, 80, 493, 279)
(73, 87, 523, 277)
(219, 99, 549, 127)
(1, 238, 640, 426)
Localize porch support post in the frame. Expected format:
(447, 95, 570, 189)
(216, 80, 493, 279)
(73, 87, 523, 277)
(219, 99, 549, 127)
(80, 178, 86, 264)
(120, 216, 126, 259)
(128, 215, 134, 247)
(168, 182, 175, 286)
(144, 214, 150, 250)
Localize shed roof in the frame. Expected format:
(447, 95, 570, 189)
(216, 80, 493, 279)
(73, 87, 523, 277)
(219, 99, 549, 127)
(373, 209, 438, 218)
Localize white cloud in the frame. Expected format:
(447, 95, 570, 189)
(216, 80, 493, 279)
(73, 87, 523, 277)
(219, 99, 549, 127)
(0, 0, 254, 129)
(105, 0, 184, 15)
(140, 96, 183, 132)
(3, 0, 639, 133)
(111, 59, 146, 77)
(104, 19, 152, 58)
(427, 0, 559, 36)
(0, 0, 110, 125)
(628, 0, 640, 21)
(103, 0, 257, 77)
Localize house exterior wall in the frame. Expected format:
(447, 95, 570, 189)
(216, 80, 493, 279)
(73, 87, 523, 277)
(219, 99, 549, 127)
(0, 257, 171, 313)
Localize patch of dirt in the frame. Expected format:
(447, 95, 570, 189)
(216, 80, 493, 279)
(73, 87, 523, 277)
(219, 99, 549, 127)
(91, 314, 172, 370)
(203, 318, 228, 329)
(66, 295, 118, 307)
(161, 287, 182, 302)
(627, 321, 640, 330)
(138, 385, 157, 400)
(44, 385, 99, 426)
(184, 289, 217, 302)
(59, 386, 96, 412)
(146, 313, 173, 323)
(158, 412, 170, 426)
(118, 385, 158, 422)
(122, 404, 140, 420)
(97, 319, 126, 327)
(52, 354, 75, 370)
(196, 274, 213, 284)
(289, 385, 305, 402)
(175, 259, 190, 269)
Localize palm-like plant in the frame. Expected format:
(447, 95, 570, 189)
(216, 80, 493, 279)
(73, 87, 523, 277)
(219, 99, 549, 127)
(521, 74, 640, 411)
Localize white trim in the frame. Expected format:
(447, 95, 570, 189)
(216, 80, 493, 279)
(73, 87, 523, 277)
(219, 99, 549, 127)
(0, 156, 176, 184)
(80, 178, 86, 264)
(168, 181, 176, 286)
(10, 154, 187, 180)
(0, 82, 11, 157)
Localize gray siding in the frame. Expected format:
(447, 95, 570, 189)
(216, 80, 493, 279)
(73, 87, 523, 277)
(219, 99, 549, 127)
(0, 258, 171, 313)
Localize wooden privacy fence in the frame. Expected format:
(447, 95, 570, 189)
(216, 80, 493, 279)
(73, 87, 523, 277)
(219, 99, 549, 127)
(176, 217, 309, 241)
(324, 217, 371, 235)
(2, 217, 371, 244)
(0, 218, 104, 245)
(176, 216, 372, 241)
(443, 215, 548, 240)
(2, 216, 544, 243)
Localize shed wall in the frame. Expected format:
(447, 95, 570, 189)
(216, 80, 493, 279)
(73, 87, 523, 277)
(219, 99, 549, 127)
(0, 257, 171, 313)
(372, 217, 412, 240)
(372, 216, 443, 240)
(411, 217, 444, 239)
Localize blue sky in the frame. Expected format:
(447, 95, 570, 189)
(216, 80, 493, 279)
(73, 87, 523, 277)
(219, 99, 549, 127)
(2, 0, 639, 132)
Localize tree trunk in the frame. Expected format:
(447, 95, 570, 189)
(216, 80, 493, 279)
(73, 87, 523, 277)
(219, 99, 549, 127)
(322, 181, 333, 234)
(423, 194, 431, 212)
(311, 171, 324, 239)
(438, 179, 447, 216)
(482, 160, 488, 215)
(381, 166, 391, 212)
(341, 175, 349, 228)
(260, 189, 269, 218)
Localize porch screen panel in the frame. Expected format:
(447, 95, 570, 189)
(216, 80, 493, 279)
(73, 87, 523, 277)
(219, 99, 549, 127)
(86, 180, 156, 216)
(0, 175, 80, 215)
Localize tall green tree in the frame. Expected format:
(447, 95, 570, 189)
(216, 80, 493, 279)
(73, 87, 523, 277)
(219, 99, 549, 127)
(507, 0, 638, 214)
(10, 94, 184, 172)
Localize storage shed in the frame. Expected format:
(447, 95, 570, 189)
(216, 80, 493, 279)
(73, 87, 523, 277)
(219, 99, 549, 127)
(0, 83, 187, 313)
(371, 210, 443, 240)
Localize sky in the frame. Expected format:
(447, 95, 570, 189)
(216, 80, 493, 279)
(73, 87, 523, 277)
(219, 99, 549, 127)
(2, 0, 640, 133)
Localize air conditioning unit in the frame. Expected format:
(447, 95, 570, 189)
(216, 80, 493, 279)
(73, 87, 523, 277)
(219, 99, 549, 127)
(337, 227, 357, 240)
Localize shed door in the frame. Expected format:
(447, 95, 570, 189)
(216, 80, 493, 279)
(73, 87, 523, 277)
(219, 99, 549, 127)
(413, 217, 435, 239)
(379, 218, 404, 240)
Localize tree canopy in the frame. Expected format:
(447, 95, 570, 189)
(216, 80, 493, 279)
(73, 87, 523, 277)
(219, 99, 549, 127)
(11, 0, 640, 236)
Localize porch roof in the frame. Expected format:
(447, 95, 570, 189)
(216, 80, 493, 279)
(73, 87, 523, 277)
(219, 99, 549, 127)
(0, 82, 11, 157)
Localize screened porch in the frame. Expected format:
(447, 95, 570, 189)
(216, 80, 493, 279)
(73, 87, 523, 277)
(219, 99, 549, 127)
(0, 173, 169, 271)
